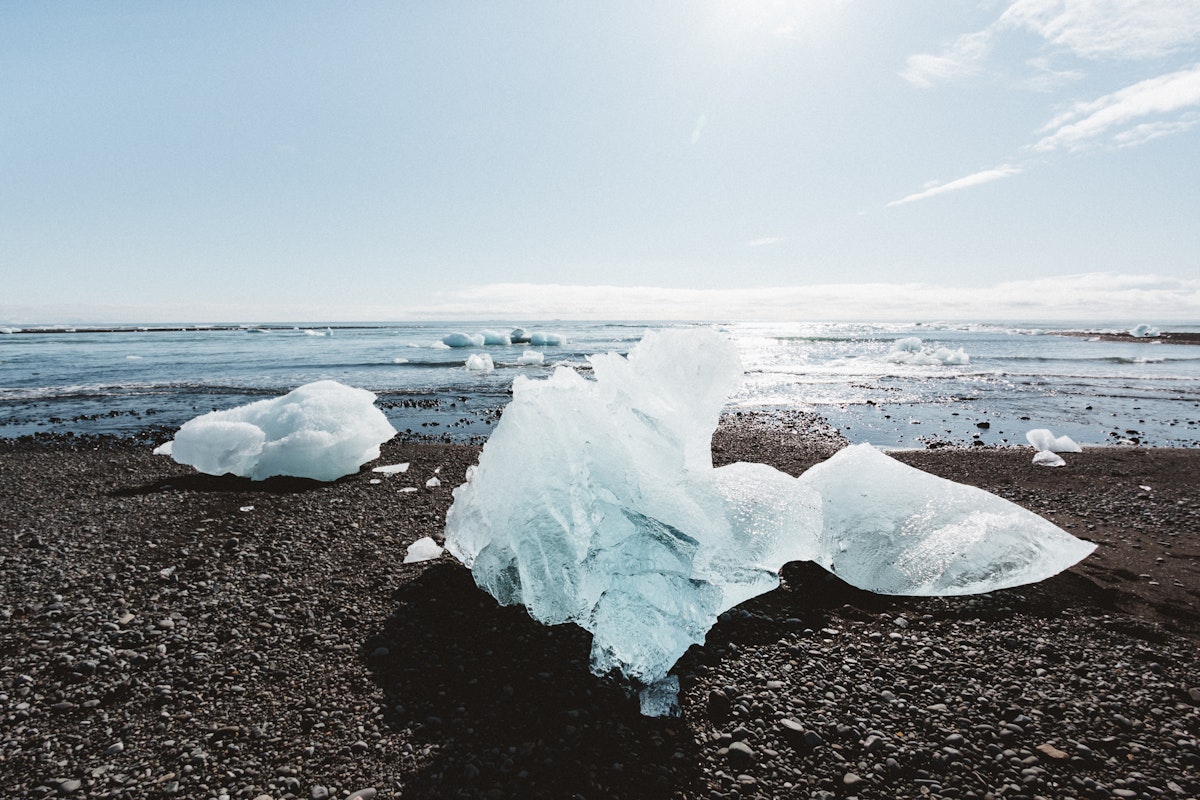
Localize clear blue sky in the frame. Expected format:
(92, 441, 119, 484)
(2, 1, 1198, 323)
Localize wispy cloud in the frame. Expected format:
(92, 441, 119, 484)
(902, 0, 1200, 89)
(900, 31, 992, 88)
(999, 0, 1200, 61)
(748, 236, 783, 247)
(887, 165, 1022, 207)
(1034, 63, 1200, 151)
(1112, 114, 1200, 147)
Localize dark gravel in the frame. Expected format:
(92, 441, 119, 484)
(1, 416, 1198, 800)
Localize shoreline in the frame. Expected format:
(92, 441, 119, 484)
(2, 419, 1198, 799)
(1052, 330, 1200, 345)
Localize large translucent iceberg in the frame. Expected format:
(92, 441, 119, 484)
(162, 380, 395, 481)
(443, 330, 1095, 715)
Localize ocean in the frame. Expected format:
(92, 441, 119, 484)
(2, 321, 1198, 448)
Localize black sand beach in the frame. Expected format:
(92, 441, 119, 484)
(2, 418, 1198, 799)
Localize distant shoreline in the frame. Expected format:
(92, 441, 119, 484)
(1052, 329, 1200, 345)
(3, 325, 1199, 343)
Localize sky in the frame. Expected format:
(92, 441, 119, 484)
(2, 0, 1198, 324)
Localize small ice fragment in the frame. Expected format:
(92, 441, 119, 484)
(240, 505, 255, 512)
(369, 478, 382, 484)
(126, 355, 143, 360)
(465, 353, 495, 372)
(1026, 429, 1082, 452)
(400, 487, 419, 493)
(426, 476, 441, 488)
(403, 536, 444, 563)
(159, 566, 176, 579)
(1032, 451, 1066, 467)
(372, 463, 411, 474)
(1139, 484, 1152, 492)
(153, 441, 173, 456)
(392, 357, 409, 364)
(516, 350, 544, 365)
(638, 675, 681, 717)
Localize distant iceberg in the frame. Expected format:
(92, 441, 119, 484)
(444, 330, 1093, 716)
(1129, 324, 1160, 338)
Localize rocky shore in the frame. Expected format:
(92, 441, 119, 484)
(2, 417, 1198, 800)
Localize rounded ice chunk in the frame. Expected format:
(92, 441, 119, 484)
(510, 327, 532, 344)
(1033, 450, 1067, 467)
(480, 329, 512, 346)
(465, 353, 495, 371)
(165, 380, 395, 481)
(404, 536, 445, 563)
(516, 350, 544, 365)
(529, 331, 564, 346)
(1129, 324, 1159, 338)
(443, 332, 485, 347)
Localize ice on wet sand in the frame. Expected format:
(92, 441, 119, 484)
(161, 380, 395, 481)
(1026, 428, 1082, 453)
(444, 330, 1095, 715)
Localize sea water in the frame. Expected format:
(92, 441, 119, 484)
(1, 321, 1198, 448)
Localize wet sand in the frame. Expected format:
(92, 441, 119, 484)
(1, 420, 1197, 799)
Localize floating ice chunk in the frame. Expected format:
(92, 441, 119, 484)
(444, 330, 1094, 716)
(516, 350, 544, 365)
(886, 338, 969, 366)
(0, 327, 20, 334)
(530, 331, 564, 346)
(1129, 324, 1159, 338)
(510, 327, 531, 344)
(1026, 429, 1082, 452)
(465, 353, 495, 372)
(393, 357, 409, 364)
(481, 329, 512, 346)
(404, 536, 444, 563)
(1033, 451, 1066, 467)
(443, 332, 485, 348)
(372, 462, 410, 474)
(164, 380, 396, 481)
